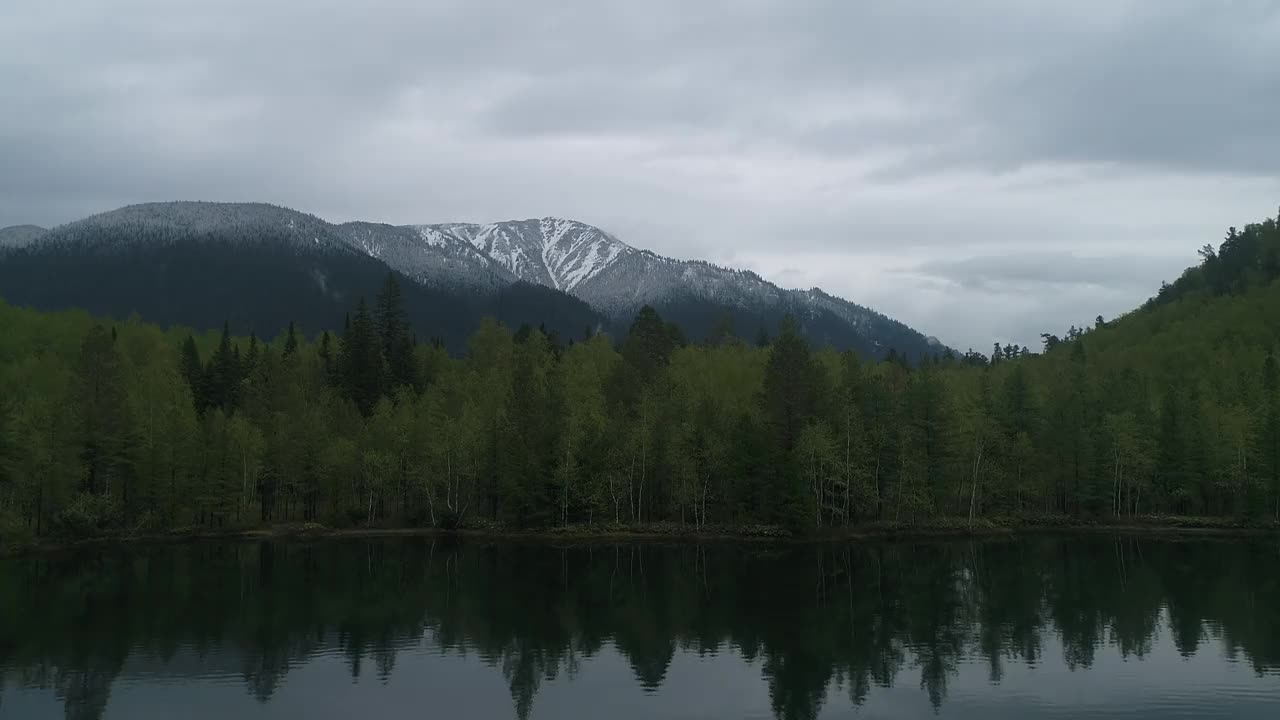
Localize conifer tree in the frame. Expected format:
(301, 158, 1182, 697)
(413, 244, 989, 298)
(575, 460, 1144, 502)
(760, 316, 823, 529)
(207, 321, 239, 412)
(318, 331, 334, 377)
(283, 321, 299, 358)
(75, 325, 131, 497)
(375, 273, 415, 389)
(339, 299, 385, 416)
(245, 334, 260, 377)
(180, 335, 207, 411)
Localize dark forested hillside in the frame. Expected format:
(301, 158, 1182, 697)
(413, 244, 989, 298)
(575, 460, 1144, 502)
(650, 290, 937, 361)
(2, 208, 1279, 546)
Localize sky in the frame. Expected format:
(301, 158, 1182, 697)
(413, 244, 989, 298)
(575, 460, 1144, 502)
(2, 1, 1278, 351)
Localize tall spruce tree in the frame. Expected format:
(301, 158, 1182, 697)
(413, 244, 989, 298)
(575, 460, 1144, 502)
(180, 334, 207, 411)
(375, 273, 415, 390)
(207, 321, 240, 412)
(318, 331, 334, 378)
(75, 325, 132, 497)
(760, 316, 824, 529)
(339, 299, 385, 416)
(283, 321, 299, 358)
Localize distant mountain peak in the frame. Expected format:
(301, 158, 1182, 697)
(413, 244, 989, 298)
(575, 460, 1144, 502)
(6, 201, 347, 255)
(0, 224, 48, 249)
(418, 217, 634, 292)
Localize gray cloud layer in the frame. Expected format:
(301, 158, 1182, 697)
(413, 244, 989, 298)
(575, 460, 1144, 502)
(2, 0, 1277, 349)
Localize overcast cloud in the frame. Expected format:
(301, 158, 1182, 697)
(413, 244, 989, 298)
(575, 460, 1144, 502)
(2, 0, 1278, 350)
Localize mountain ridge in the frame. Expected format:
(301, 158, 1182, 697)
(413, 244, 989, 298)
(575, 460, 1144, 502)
(0, 202, 605, 353)
(409, 214, 941, 359)
(0, 224, 49, 249)
(417, 217, 636, 292)
(2, 202, 944, 359)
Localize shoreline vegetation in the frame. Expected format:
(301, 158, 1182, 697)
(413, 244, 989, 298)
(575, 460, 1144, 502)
(4, 211, 1280, 557)
(4, 515, 1277, 558)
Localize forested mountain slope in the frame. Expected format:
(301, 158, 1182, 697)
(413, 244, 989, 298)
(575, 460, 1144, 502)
(1023, 208, 1280, 516)
(0, 203, 603, 353)
(0, 224, 46, 249)
(0, 202, 941, 360)
(334, 221, 513, 291)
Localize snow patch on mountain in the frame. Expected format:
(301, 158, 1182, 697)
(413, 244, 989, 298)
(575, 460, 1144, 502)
(416, 217, 635, 293)
(414, 227, 458, 249)
(336, 222, 512, 290)
(538, 217, 632, 291)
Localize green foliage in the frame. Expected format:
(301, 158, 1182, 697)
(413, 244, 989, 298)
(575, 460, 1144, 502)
(0, 508, 34, 547)
(51, 492, 121, 539)
(338, 298, 386, 416)
(3, 207, 1280, 538)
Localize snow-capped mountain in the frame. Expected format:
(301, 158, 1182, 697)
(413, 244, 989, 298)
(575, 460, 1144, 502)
(334, 222, 513, 291)
(393, 217, 939, 358)
(1, 203, 945, 359)
(417, 218, 635, 292)
(0, 202, 605, 353)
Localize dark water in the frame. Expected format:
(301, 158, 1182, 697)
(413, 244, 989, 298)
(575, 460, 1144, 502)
(2, 536, 1279, 719)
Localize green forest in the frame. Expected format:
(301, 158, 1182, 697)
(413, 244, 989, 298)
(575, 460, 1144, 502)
(2, 209, 1280, 544)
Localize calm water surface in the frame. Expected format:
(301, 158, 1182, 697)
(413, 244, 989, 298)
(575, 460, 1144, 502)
(2, 536, 1279, 719)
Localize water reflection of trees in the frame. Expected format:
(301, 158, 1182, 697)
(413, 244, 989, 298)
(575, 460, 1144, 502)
(2, 536, 1279, 720)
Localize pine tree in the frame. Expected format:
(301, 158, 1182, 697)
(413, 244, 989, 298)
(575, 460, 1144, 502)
(207, 321, 240, 412)
(760, 316, 824, 529)
(318, 331, 334, 378)
(375, 273, 415, 389)
(180, 335, 207, 411)
(711, 312, 736, 346)
(338, 298, 385, 416)
(620, 306, 678, 391)
(75, 325, 132, 498)
(505, 329, 557, 526)
(283, 321, 299, 358)
(245, 334, 260, 378)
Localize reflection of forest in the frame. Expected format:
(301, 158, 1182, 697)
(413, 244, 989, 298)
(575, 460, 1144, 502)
(2, 537, 1279, 720)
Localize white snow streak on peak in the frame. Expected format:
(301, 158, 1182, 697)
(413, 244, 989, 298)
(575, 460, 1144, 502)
(413, 227, 455, 249)
(536, 217, 632, 291)
(423, 217, 632, 292)
(469, 223, 548, 287)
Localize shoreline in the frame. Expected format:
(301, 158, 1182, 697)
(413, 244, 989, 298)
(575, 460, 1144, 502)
(4, 517, 1278, 557)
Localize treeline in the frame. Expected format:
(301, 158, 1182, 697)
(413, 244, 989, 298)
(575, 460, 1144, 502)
(3, 210, 1280, 541)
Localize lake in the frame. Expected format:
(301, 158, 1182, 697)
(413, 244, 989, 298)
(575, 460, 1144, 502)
(2, 535, 1279, 719)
